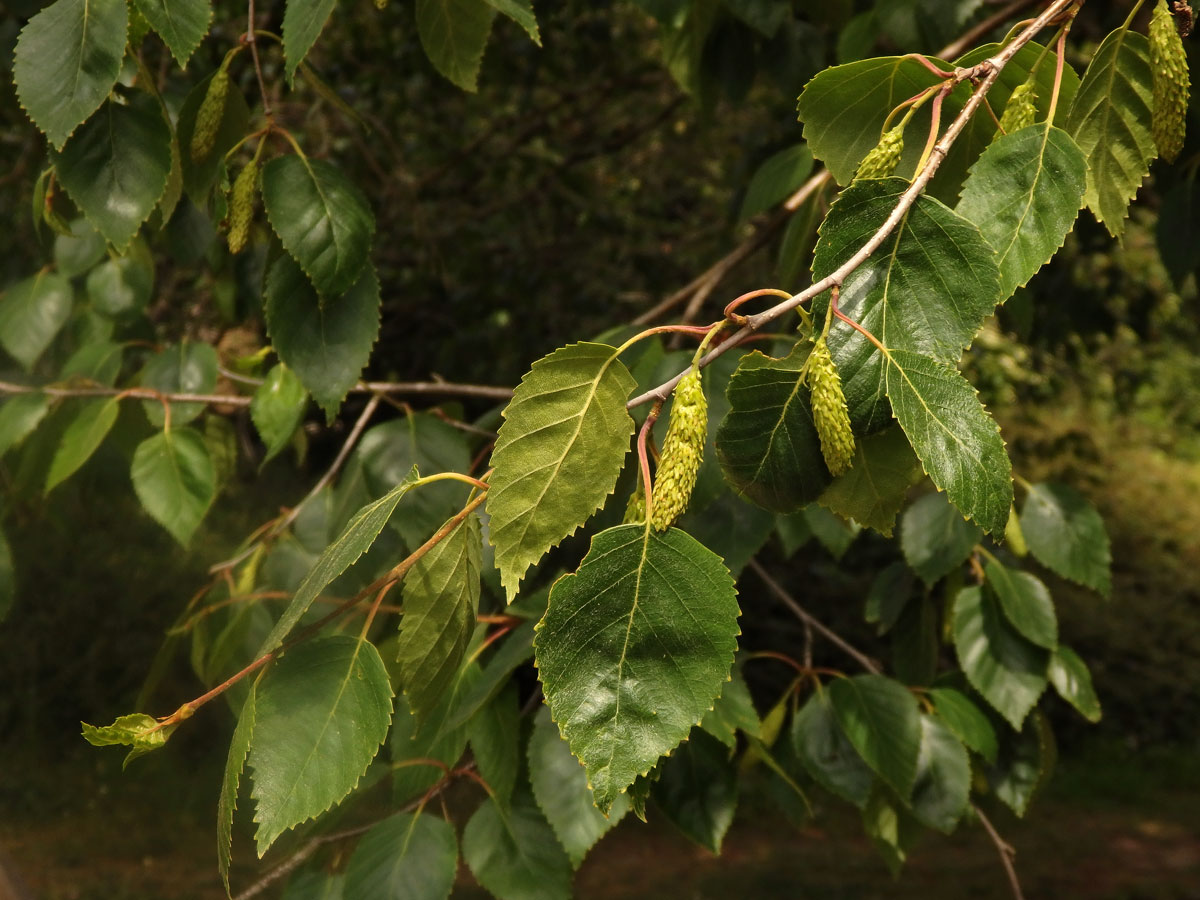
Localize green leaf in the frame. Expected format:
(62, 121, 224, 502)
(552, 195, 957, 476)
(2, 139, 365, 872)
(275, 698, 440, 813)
(535, 524, 740, 814)
(738, 144, 814, 222)
(282, 0, 337, 81)
(891, 596, 938, 686)
(984, 560, 1057, 650)
(700, 666, 759, 749)
(487, 343, 636, 601)
(282, 870, 344, 900)
(343, 813, 458, 900)
(827, 674, 922, 798)
(415, 0, 496, 91)
(1065, 28, 1156, 237)
(398, 512, 482, 727)
(484, 0, 540, 44)
(909, 714, 970, 833)
(928, 687, 997, 764)
(62, 340, 125, 385)
(81, 712, 177, 768)
(990, 710, 1055, 817)
(256, 466, 421, 654)
(714, 344, 831, 512)
(818, 427, 922, 537)
(900, 491, 981, 586)
(140, 340, 219, 428)
(528, 706, 628, 869)
(957, 124, 1087, 298)
(249, 635, 394, 854)
(13, 0, 128, 149)
(724, 0, 788, 37)
(132, 0, 212, 66)
(803, 504, 861, 559)
(177, 71, 250, 202)
(0, 394, 51, 457)
(45, 398, 119, 492)
(792, 688, 874, 809)
(52, 94, 173, 250)
(54, 217, 107, 277)
(675, 487, 775, 576)
(218, 687, 256, 893)
(953, 585, 1048, 730)
(443, 620, 535, 731)
(652, 728, 738, 853)
(1048, 644, 1101, 723)
(263, 255, 381, 421)
(1020, 482, 1111, 596)
(391, 679, 472, 805)
(251, 363, 309, 465)
(862, 784, 923, 875)
(462, 793, 572, 900)
(864, 561, 913, 635)
(87, 254, 154, 319)
(469, 681, 520, 806)
(0, 271, 73, 371)
(885, 351, 1012, 535)
(261, 155, 375, 298)
(811, 178, 1002, 433)
(130, 426, 216, 547)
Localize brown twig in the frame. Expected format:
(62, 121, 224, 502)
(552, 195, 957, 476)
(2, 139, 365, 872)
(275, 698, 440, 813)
(939, 0, 1043, 60)
(974, 804, 1027, 900)
(0, 380, 252, 408)
(244, 0, 272, 118)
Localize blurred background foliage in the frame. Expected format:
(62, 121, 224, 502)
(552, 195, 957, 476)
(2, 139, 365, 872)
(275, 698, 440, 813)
(1, 0, 1199, 895)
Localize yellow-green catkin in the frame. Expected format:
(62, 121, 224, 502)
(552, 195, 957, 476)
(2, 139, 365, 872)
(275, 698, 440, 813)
(622, 483, 646, 525)
(190, 65, 230, 164)
(854, 125, 904, 180)
(226, 161, 259, 254)
(807, 335, 855, 476)
(1151, 0, 1191, 163)
(650, 368, 707, 532)
(997, 79, 1038, 136)
(1005, 504, 1028, 557)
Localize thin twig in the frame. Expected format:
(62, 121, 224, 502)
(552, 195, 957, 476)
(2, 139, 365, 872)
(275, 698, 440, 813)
(0, 380, 252, 407)
(939, 0, 1042, 60)
(974, 804, 1027, 900)
(245, 0, 272, 118)
(627, 0, 1079, 410)
(748, 559, 882, 675)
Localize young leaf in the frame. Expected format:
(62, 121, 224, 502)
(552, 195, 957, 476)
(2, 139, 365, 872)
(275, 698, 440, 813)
(791, 689, 874, 809)
(81, 712, 177, 768)
(1066, 28, 1156, 237)
(700, 666, 759, 749)
(885, 351, 1012, 535)
(249, 635, 394, 854)
(1048, 644, 1102, 723)
(469, 681, 520, 806)
(990, 711, 1056, 817)
(282, 0, 337, 81)
(343, 812, 458, 900)
(1020, 482, 1112, 596)
(984, 560, 1058, 650)
(140, 340, 220, 428)
(263, 255, 381, 421)
(13, 0, 128, 149)
(827, 674, 922, 799)
(652, 728, 739, 854)
(956, 124, 1087, 298)
(861, 785, 924, 876)
(535, 524, 740, 814)
(415, 0, 497, 92)
(528, 706, 628, 869)
(738, 143, 814, 222)
(484, 0, 540, 45)
(909, 714, 970, 834)
(131, 427, 216, 547)
(132, 0, 212, 67)
(218, 688, 256, 892)
(0, 270, 73, 371)
(487, 343, 636, 601)
(462, 793, 572, 900)
(928, 687, 997, 764)
(261, 155, 375, 298)
(811, 178, 1002, 433)
(900, 491, 982, 586)
(45, 398, 120, 492)
(397, 512, 482, 727)
(250, 363, 309, 465)
(953, 585, 1048, 730)
(714, 344, 831, 513)
(0, 394, 51, 457)
(819, 427, 922, 537)
(52, 94, 173, 250)
(255, 466, 421, 654)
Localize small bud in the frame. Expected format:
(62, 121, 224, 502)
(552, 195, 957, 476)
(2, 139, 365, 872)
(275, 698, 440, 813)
(651, 369, 707, 532)
(1151, 0, 1191, 163)
(997, 80, 1038, 136)
(190, 66, 230, 164)
(854, 126, 904, 180)
(622, 485, 646, 525)
(807, 336, 855, 477)
(226, 161, 259, 254)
